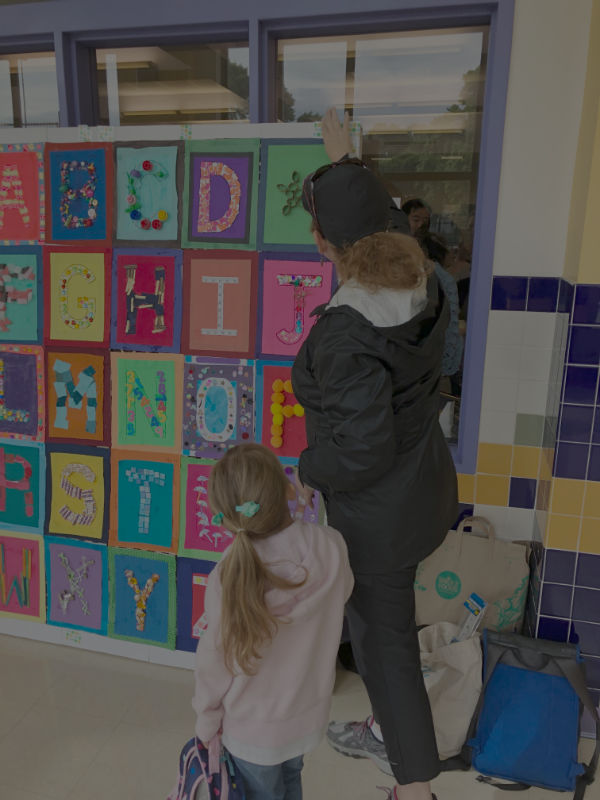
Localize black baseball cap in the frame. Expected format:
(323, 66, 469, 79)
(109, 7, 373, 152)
(302, 160, 408, 248)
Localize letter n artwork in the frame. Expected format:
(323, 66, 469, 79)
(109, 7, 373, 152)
(183, 140, 259, 250)
(112, 353, 183, 453)
(108, 547, 176, 648)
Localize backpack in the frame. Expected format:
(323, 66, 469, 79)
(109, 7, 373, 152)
(466, 630, 600, 799)
(167, 735, 245, 800)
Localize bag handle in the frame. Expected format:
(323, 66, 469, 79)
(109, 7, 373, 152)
(456, 516, 496, 540)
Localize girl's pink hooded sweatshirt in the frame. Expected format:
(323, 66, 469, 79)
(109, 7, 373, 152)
(192, 520, 354, 766)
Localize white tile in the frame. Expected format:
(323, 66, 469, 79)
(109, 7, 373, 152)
(519, 346, 553, 382)
(484, 346, 521, 380)
(506, 507, 536, 541)
(478, 410, 517, 444)
(521, 311, 557, 348)
(0, 705, 116, 797)
(481, 377, 519, 412)
(486, 310, 525, 347)
(473, 504, 510, 539)
(516, 380, 550, 414)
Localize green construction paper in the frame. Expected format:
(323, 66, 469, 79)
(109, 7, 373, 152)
(182, 138, 260, 250)
(262, 143, 328, 246)
(115, 356, 178, 449)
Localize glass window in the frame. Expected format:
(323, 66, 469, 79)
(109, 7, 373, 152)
(0, 51, 59, 127)
(95, 43, 250, 126)
(276, 28, 489, 443)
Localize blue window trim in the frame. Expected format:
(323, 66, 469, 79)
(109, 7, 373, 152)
(0, 0, 515, 474)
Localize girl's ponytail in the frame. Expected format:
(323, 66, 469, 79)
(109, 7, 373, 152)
(208, 444, 307, 675)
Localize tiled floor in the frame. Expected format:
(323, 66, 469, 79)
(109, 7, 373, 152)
(0, 633, 598, 799)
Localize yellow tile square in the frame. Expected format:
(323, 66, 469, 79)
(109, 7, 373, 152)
(477, 443, 512, 475)
(551, 479, 585, 516)
(579, 518, 600, 555)
(511, 446, 541, 479)
(584, 482, 600, 518)
(545, 514, 580, 551)
(476, 474, 510, 506)
(457, 473, 475, 503)
(540, 448, 554, 481)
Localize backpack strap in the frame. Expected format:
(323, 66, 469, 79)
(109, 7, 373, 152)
(554, 658, 600, 800)
(476, 775, 530, 791)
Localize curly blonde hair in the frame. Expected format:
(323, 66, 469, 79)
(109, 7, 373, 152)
(335, 231, 428, 291)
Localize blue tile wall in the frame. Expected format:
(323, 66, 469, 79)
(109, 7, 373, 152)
(538, 615, 570, 642)
(571, 621, 600, 657)
(576, 553, 600, 590)
(573, 284, 600, 325)
(540, 583, 574, 617)
(544, 549, 576, 584)
(527, 277, 559, 312)
(509, 477, 537, 508)
(573, 588, 600, 624)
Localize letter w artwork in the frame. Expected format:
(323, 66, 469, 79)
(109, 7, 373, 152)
(0, 262, 35, 335)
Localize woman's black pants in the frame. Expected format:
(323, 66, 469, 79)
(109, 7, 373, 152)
(345, 566, 441, 785)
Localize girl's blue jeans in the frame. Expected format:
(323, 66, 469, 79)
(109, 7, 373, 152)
(229, 753, 304, 800)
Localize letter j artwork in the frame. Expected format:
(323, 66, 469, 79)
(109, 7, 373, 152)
(112, 353, 183, 452)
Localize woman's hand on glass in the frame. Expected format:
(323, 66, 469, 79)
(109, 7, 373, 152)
(293, 470, 315, 507)
(322, 107, 353, 163)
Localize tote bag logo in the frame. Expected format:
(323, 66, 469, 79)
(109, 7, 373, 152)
(435, 570, 462, 599)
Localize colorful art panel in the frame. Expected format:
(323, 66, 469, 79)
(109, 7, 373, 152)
(282, 464, 323, 525)
(108, 547, 176, 649)
(176, 556, 217, 652)
(45, 142, 113, 245)
(0, 344, 45, 441)
(46, 349, 109, 446)
(179, 457, 233, 560)
(183, 139, 259, 249)
(111, 249, 182, 353)
(182, 357, 255, 458)
(44, 247, 110, 347)
(0, 441, 45, 534)
(182, 250, 258, 358)
(0, 144, 44, 244)
(256, 361, 307, 464)
(258, 139, 328, 251)
(111, 353, 183, 453)
(46, 445, 110, 542)
(0, 246, 43, 343)
(109, 450, 180, 553)
(115, 143, 183, 244)
(0, 531, 44, 622)
(45, 536, 107, 634)
(259, 254, 334, 358)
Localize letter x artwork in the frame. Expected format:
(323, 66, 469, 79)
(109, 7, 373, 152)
(45, 537, 107, 634)
(182, 139, 260, 250)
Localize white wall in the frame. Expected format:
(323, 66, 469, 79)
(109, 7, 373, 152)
(492, 0, 592, 277)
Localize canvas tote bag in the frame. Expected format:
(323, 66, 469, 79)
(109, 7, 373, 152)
(419, 622, 482, 759)
(415, 516, 529, 632)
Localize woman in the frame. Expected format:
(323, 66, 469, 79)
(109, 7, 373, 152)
(291, 110, 457, 800)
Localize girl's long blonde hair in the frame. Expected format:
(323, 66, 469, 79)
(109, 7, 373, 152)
(208, 443, 306, 675)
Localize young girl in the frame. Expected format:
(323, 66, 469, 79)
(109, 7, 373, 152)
(192, 443, 354, 800)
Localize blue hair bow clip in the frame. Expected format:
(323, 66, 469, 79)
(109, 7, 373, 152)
(235, 501, 260, 518)
(211, 512, 224, 526)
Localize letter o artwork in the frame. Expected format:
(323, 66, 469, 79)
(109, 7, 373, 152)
(196, 377, 237, 443)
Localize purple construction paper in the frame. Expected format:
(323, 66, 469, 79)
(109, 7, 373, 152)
(48, 540, 104, 630)
(0, 350, 38, 437)
(190, 154, 250, 241)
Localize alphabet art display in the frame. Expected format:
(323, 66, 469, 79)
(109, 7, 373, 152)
(0, 132, 337, 652)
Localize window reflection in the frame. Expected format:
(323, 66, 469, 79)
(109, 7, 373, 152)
(276, 28, 488, 443)
(95, 44, 250, 126)
(0, 52, 59, 128)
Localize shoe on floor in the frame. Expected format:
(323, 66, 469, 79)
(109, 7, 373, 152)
(327, 718, 393, 775)
(377, 789, 438, 800)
